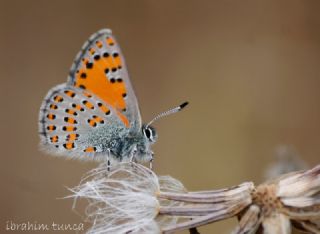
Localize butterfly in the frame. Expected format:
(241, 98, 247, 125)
(39, 29, 188, 168)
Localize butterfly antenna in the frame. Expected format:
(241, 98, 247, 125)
(146, 101, 189, 127)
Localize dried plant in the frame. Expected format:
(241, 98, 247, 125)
(67, 163, 320, 234)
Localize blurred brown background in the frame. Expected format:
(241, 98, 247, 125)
(1, 0, 320, 233)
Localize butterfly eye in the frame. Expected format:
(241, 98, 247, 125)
(143, 126, 157, 143)
(145, 128, 151, 139)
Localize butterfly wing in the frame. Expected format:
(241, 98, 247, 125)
(68, 29, 141, 130)
(39, 29, 142, 160)
(39, 84, 128, 160)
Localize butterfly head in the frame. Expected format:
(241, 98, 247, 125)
(129, 125, 156, 163)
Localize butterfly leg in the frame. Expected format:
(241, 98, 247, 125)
(107, 149, 111, 171)
(149, 158, 153, 170)
(129, 153, 135, 163)
(149, 152, 154, 170)
(129, 145, 137, 163)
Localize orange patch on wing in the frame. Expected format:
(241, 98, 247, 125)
(104, 55, 115, 67)
(96, 40, 103, 48)
(53, 95, 63, 102)
(98, 103, 110, 115)
(65, 117, 77, 124)
(72, 104, 84, 111)
(83, 91, 92, 98)
(74, 56, 128, 126)
(63, 126, 77, 132)
(65, 109, 77, 116)
(50, 104, 58, 110)
(89, 48, 95, 55)
(66, 133, 78, 141)
(117, 111, 129, 127)
(64, 90, 76, 98)
(106, 37, 115, 46)
(47, 125, 56, 131)
(64, 142, 74, 150)
(93, 115, 104, 123)
(83, 100, 94, 109)
(82, 58, 89, 65)
(88, 119, 97, 127)
(50, 135, 59, 143)
(113, 55, 122, 67)
(47, 113, 55, 120)
(84, 146, 96, 153)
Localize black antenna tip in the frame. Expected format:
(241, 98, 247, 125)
(179, 101, 189, 109)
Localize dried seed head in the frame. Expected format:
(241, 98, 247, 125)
(67, 163, 186, 234)
(232, 164, 320, 234)
(252, 183, 282, 218)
